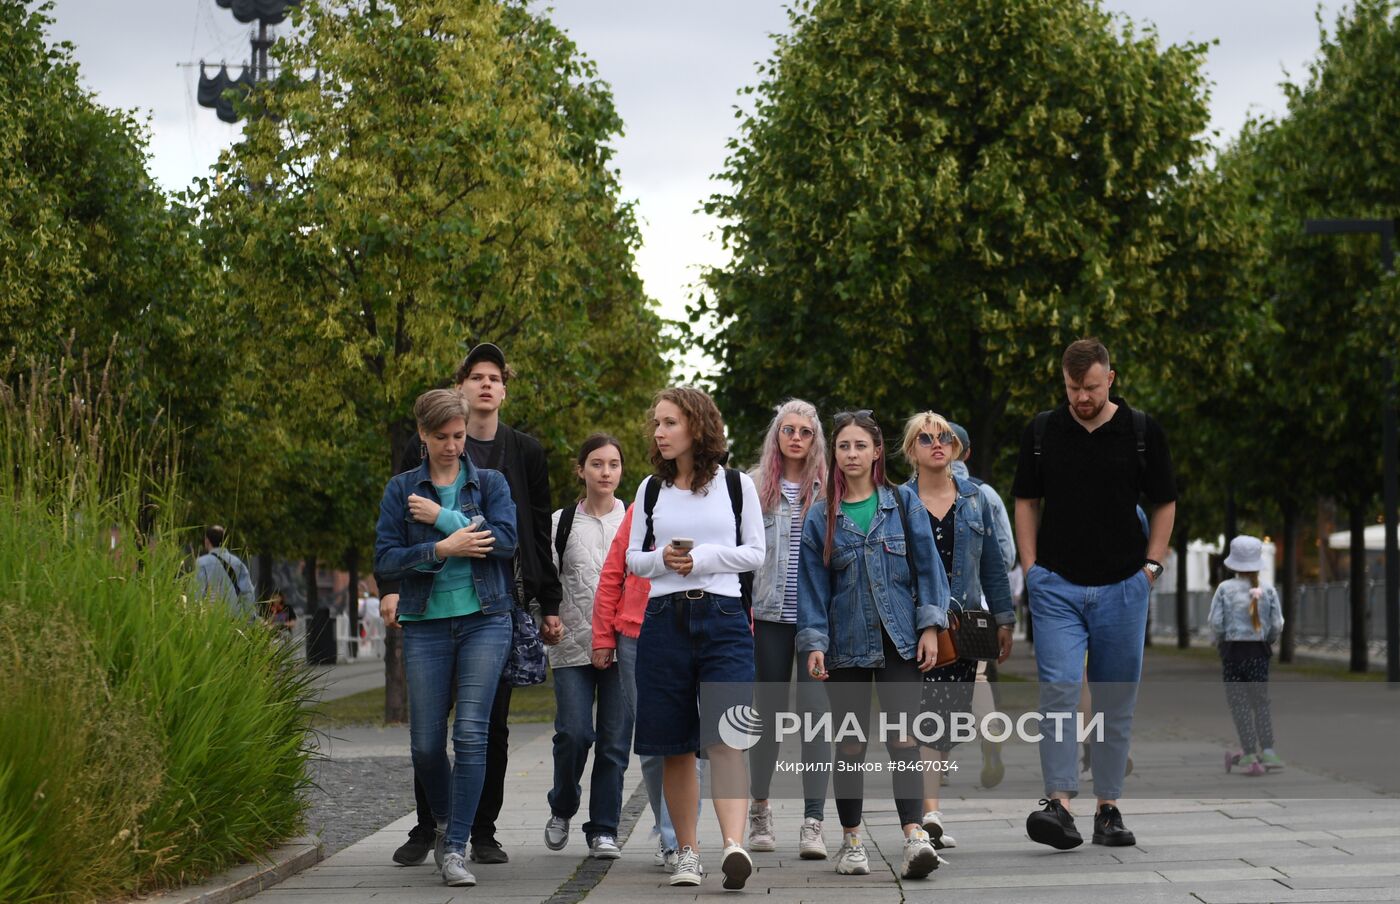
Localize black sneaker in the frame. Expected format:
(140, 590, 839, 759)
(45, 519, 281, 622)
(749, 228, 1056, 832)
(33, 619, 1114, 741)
(392, 824, 435, 866)
(470, 840, 509, 864)
(1026, 798, 1083, 850)
(1092, 804, 1137, 846)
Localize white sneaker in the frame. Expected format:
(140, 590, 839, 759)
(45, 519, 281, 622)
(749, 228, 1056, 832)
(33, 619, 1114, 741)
(901, 828, 938, 880)
(670, 845, 704, 886)
(653, 837, 672, 868)
(834, 832, 870, 875)
(920, 809, 958, 849)
(721, 839, 753, 890)
(441, 851, 476, 887)
(747, 800, 775, 852)
(798, 817, 828, 860)
(588, 834, 621, 860)
(544, 815, 569, 851)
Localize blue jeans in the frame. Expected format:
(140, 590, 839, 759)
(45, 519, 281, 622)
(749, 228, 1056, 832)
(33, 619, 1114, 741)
(1027, 564, 1149, 801)
(548, 664, 631, 839)
(402, 612, 511, 853)
(617, 634, 705, 851)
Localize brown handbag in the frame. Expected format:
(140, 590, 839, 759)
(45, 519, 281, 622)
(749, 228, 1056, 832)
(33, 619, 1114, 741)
(934, 612, 961, 667)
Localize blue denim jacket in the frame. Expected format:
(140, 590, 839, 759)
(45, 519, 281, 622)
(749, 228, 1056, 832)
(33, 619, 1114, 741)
(905, 475, 1015, 626)
(1209, 578, 1284, 645)
(374, 455, 518, 617)
(752, 478, 820, 623)
(796, 484, 950, 669)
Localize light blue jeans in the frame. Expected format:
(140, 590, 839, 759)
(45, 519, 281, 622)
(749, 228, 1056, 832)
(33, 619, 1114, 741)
(616, 633, 701, 851)
(1026, 564, 1149, 801)
(402, 612, 511, 853)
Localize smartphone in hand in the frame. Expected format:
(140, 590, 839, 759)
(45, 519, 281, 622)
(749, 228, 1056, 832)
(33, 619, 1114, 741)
(671, 537, 695, 551)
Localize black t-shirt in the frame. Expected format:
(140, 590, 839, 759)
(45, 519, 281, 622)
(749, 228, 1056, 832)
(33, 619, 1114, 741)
(466, 436, 496, 470)
(1011, 398, 1175, 586)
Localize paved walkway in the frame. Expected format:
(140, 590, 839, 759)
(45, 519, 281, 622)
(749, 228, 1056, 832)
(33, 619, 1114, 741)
(254, 647, 1400, 903)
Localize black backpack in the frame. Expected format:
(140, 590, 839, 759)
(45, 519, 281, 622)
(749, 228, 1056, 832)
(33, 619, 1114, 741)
(554, 503, 578, 566)
(640, 469, 754, 615)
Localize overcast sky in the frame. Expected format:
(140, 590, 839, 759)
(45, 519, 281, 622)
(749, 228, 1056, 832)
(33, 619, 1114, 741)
(47, 0, 1348, 368)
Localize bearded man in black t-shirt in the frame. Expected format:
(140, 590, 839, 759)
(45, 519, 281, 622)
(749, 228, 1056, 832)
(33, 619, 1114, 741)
(1011, 338, 1176, 851)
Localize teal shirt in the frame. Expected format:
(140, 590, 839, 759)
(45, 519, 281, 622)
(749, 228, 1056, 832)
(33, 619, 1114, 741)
(841, 493, 879, 534)
(399, 468, 482, 620)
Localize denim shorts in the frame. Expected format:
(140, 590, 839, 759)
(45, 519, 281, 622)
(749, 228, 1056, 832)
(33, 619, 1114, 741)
(634, 591, 755, 756)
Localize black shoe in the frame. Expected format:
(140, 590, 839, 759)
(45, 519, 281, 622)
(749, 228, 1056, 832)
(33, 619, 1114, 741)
(1026, 798, 1083, 850)
(1092, 804, 1137, 846)
(470, 840, 509, 864)
(392, 824, 435, 866)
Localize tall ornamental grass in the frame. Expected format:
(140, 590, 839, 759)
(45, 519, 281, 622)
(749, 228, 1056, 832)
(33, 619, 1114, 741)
(0, 362, 316, 903)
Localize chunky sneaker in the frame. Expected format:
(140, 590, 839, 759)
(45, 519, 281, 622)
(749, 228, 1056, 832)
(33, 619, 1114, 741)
(1241, 754, 1266, 777)
(1026, 798, 1083, 850)
(920, 810, 957, 850)
(433, 821, 447, 869)
(834, 833, 870, 875)
(747, 800, 775, 852)
(798, 817, 828, 860)
(1091, 803, 1137, 846)
(588, 834, 622, 859)
(720, 839, 753, 890)
(981, 740, 1006, 789)
(440, 851, 476, 887)
(670, 846, 704, 886)
(544, 815, 569, 851)
(901, 828, 939, 879)
(1259, 750, 1285, 771)
(392, 823, 434, 866)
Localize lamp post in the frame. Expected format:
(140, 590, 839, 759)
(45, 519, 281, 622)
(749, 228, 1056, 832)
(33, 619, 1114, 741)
(1304, 218, 1398, 682)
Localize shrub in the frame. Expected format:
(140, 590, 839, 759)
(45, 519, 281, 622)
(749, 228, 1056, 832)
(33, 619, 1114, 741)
(0, 361, 315, 902)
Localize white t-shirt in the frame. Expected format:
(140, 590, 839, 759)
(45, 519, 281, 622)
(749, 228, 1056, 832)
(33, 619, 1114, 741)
(626, 467, 766, 599)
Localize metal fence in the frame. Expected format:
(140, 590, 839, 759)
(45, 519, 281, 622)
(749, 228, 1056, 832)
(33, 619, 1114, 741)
(1151, 581, 1388, 657)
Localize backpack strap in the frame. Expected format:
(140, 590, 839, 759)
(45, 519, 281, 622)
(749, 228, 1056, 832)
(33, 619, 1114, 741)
(554, 503, 578, 566)
(641, 476, 663, 552)
(1032, 409, 1054, 483)
(724, 468, 754, 614)
(214, 551, 243, 597)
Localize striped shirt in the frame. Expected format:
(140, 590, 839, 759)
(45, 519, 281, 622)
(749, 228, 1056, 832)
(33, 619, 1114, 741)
(781, 480, 801, 623)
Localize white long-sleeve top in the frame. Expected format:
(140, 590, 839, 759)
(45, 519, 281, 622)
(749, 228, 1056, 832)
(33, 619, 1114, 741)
(626, 467, 765, 599)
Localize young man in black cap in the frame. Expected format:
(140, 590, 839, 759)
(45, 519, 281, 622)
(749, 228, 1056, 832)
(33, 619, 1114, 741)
(383, 342, 563, 866)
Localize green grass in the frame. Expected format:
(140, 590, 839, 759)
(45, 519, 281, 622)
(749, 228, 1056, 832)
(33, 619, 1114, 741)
(312, 675, 557, 728)
(0, 364, 315, 903)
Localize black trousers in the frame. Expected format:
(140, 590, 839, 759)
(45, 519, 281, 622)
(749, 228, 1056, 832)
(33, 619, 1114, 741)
(415, 677, 513, 842)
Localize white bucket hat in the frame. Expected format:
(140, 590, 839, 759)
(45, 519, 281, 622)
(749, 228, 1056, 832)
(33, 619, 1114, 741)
(1223, 535, 1264, 572)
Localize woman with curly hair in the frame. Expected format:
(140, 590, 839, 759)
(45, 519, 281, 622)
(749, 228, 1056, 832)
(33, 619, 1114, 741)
(626, 387, 765, 890)
(745, 399, 831, 859)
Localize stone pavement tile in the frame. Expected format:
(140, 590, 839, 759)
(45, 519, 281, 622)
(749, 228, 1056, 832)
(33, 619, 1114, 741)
(1276, 863, 1400, 880)
(1285, 876, 1400, 890)
(901, 882, 1202, 903)
(1193, 883, 1400, 903)
(1156, 865, 1286, 882)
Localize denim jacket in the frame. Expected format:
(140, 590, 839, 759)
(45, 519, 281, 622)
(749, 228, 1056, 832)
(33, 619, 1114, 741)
(752, 479, 819, 623)
(796, 484, 950, 669)
(904, 475, 1015, 626)
(1209, 578, 1284, 645)
(374, 454, 518, 618)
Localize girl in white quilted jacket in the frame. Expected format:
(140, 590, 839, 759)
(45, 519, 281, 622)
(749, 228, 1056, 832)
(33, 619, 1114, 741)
(542, 434, 630, 858)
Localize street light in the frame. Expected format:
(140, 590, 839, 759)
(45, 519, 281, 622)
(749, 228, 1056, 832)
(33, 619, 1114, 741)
(1304, 218, 1398, 683)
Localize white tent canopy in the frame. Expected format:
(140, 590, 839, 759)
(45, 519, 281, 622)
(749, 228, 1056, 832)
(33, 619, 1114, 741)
(1327, 523, 1389, 552)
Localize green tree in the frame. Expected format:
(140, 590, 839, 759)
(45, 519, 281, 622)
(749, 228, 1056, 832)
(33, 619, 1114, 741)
(0, 2, 225, 455)
(197, 0, 668, 712)
(698, 0, 1258, 483)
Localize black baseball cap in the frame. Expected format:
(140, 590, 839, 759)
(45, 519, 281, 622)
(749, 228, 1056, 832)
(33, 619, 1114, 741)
(463, 342, 506, 372)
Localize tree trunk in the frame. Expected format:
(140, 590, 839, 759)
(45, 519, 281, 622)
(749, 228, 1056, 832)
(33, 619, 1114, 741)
(305, 555, 319, 610)
(346, 546, 359, 661)
(1280, 500, 1298, 664)
(1176, 526, 1189, 649)
(1349, 501, 1368, 673)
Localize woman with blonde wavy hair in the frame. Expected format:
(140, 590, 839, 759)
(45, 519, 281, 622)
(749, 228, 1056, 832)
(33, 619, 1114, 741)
(745, 400, 832, 859)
